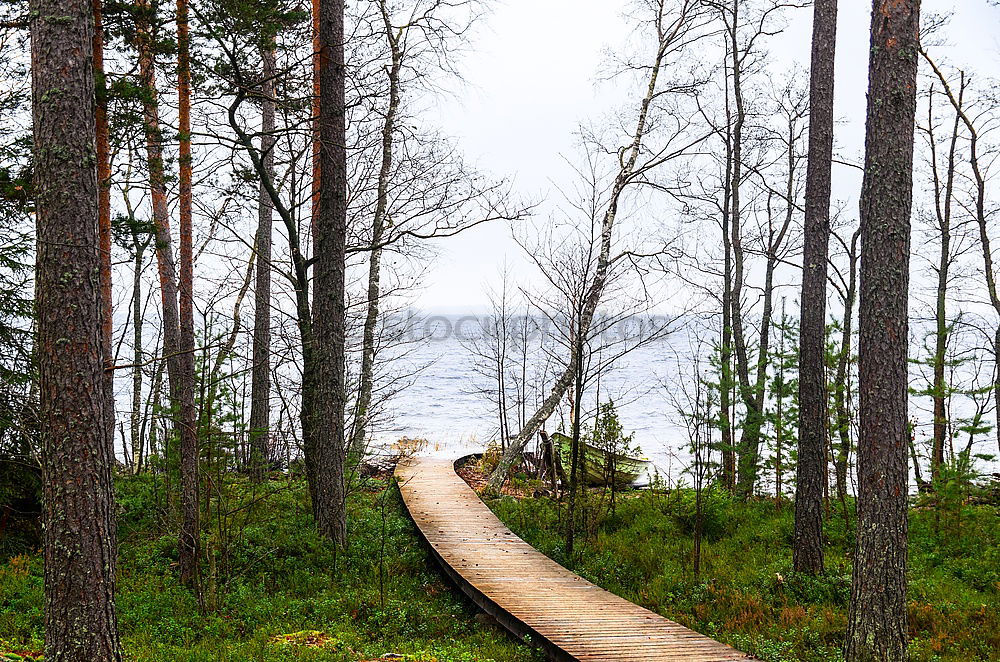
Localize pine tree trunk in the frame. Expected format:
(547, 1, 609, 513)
(31, 1, 123, 657)
(311, 0, 321, 245)
(795, 0, 837, 576)
(175, 0, 199, 587)
(250, 45, 276, 482)
(313, 0, 348, 544)
(93, 0, 115, 457)
(846, 2, 920, 659)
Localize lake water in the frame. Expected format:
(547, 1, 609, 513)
(372, 313, 714, 485)
(371, 313, 1000, 491)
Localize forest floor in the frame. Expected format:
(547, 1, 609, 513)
(0, 472, 542, 662)
(457, 460, 1000, 662)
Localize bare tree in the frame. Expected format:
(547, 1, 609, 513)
(916, 71, 968, 483)
(702, 0, 807, 499)
(349, 0, 494, 459)
(921, 50, 1000, 460)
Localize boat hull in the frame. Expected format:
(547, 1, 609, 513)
(550, 432, 649, 487)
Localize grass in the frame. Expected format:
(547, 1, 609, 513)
(0, 473, 542, 662)
(486, 483, 1000, 662)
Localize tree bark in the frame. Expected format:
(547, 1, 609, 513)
(795, 0, 837, 576)
(30, 0, 123, 657)
(311, 0, 321, 245)
(846, 1, 920, 660)
(313, 0, 348, 544)
(250, 45, 276, 482)
(93, 0, 115, 456)
(175, 0, 200, 588)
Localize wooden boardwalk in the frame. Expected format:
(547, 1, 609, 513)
(396, 456, 753, 661)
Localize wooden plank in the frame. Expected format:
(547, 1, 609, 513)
(396, 456, 756, 662)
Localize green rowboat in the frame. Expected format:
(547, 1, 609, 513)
(549, 432, 650, 487)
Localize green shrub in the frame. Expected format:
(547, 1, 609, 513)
(0, 477, 541, 662)
(667, 487, 731, 541)
(491, 487, 1000, 662)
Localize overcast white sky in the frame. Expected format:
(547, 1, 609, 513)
(414, 0, 1000, 311)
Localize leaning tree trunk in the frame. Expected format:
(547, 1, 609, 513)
(175, 0, 200, 588)
(31, 0, 123, 658)
(135, 0, 182, 460)
(249, 45, 277, 482)
(313, 0, 349, 544)
(846, 1, 920, 660)
(485, 23, 672, 492)
(794, 0, 837, 576)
